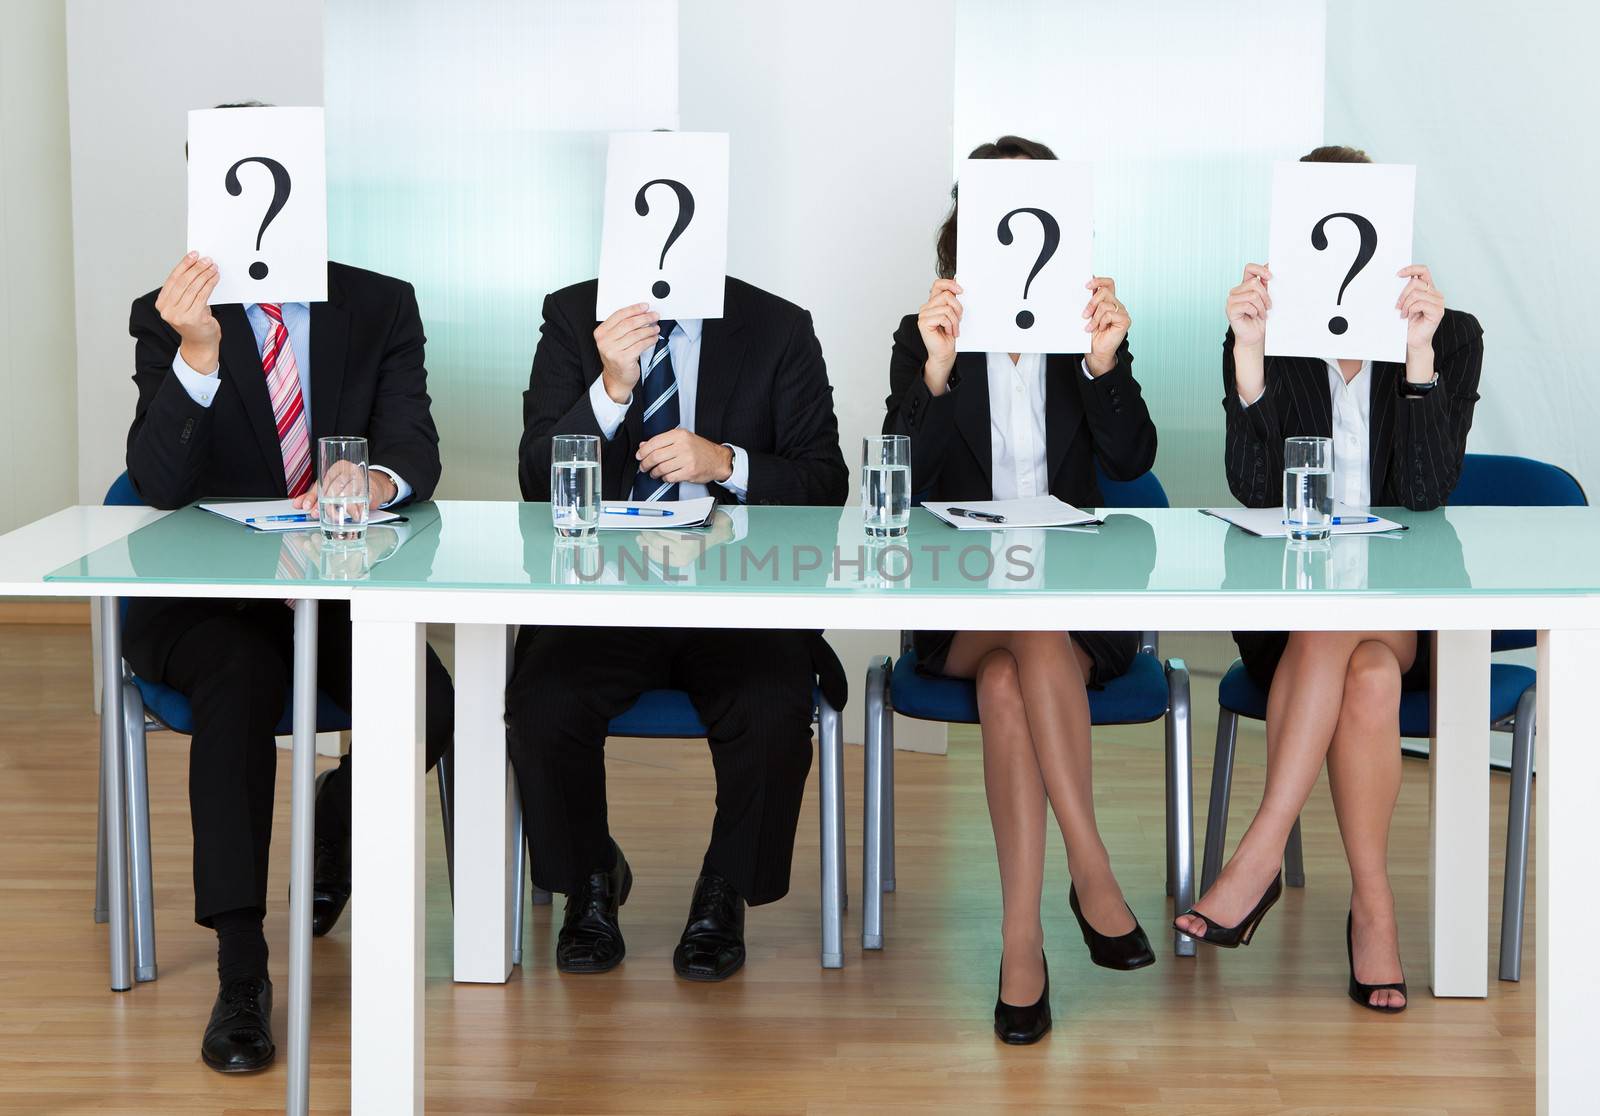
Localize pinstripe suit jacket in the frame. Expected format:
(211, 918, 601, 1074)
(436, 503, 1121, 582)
(1221, 308, 1483, 511)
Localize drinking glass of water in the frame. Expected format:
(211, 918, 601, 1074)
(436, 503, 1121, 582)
(862, 434, 911, 539)
(1283, 435, 1334, 541)
(551, 434, 601, 538)
(318, 436, 370, 543)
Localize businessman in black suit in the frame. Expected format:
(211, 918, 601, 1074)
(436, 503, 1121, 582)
(122, 251, 455, 1072)
(508, 276, 848, 982)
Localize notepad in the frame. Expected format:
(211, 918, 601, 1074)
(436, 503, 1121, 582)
(598, 497, 716, 531)
(198, 499, 403, 533)
(1200, 505, 1406, 538)
(923, 496, 1101, 530)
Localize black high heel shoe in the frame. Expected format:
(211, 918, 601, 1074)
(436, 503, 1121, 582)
(1175, 872, 1283, 948)
(994, 953, 1052, 1045)
(1069, 884, 1155, 970)
(1346, 911, 1407, 1013)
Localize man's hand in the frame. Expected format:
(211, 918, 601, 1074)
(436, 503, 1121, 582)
(290, 461, 396, 511)
(636, 428, 734, 486)
(594, 304, 661, 404)
(155, 252, 222, 374)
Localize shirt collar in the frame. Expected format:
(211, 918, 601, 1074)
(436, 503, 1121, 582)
(1324, 358, 1371, 387)
(670, 318, 704, 342)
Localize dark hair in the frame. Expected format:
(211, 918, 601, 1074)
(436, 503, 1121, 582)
(1301, 144, 1372, 164)
(935, 135, 1058, 280)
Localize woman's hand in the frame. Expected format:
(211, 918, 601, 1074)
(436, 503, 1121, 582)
(1082, 277, 1130, 376)
(1397, 265, 1445, 355)
(1227, 264, 1272, 404)
(917, 278, 963, 394)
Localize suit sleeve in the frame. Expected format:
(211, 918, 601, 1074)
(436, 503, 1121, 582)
(364, 283, 442, 504)
(740, 309, 849, 507)
(518, 293, 628, 501)
(1221, 328, 1283, 507)
(882, 314, 959, 495)
(1383, 310, 1483, 510)
(125, 294, 216, 509)
(1074, 339, 1157, 481)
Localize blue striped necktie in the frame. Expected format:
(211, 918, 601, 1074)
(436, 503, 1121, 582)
(631, 319, 680, 501)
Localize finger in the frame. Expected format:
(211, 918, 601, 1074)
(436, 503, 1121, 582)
(597, 303, 652, 334)
(930, 278, 964, 297)
(293, 484, 320, 511)
(158, 252, 202, 306)
(172, 261, 219, 317)
(922, 291, 963, 317)
(597, 309, 659, 345)
(648, 449, 685, 478)
(1397, 265, 1434, 287)
(168, 258, 215, 313)
(1242, 263, 1273, 284)
(1085, 276, 1117, 295)
(608, 322, 661, 357)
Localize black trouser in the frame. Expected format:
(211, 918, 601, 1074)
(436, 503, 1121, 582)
(123, 598, 454, 926)
(505, 626, 815, 907)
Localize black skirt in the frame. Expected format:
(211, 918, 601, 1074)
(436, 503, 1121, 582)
(1233, 630, 1433, 692)
(913, 629, 1140, 689)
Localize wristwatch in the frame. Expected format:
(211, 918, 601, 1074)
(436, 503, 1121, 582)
(1398, 373, 1439, 397)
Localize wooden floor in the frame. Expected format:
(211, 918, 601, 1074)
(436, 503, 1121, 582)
(0, 626, 1534, 1114)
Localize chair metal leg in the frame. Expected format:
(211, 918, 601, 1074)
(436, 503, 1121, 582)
(285, 599, 318, 1116)
(437, 748, 455, 898)
(96, 597, 132, 992)
(94, 748, 109, 925)
(508, 782, 526, 966)
(1284, 816, 1306, 889)
(1500, 686, 1536, 982)
(882, 700, 896, 894)
(1201, 709, 1238, 895)
(1165, 660, 1196, 957)
(862, 657, 889, 949)
(121, 680, 157, 982)
(817, 699, 844, 968)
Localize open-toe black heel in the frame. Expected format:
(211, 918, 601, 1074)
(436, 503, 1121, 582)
(994, 953, 1051, 1045)
(1346, 911, 1407, 1013)
(1069, 884, 1155, 970)
(1175, 872, 1283, 948)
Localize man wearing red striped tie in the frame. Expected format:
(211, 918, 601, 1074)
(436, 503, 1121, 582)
(121, 250, 456, 1073)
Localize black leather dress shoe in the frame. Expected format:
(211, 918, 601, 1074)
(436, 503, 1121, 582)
(201, 976, 276, 1073)
(311, 770, 351, 937)
(673, 873, 746, 982)
(556, 843, 633, 974)
(994, 954, 1052, 1045)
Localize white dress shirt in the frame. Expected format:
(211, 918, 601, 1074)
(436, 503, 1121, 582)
(1325, 359, 1373, 510)
(170, 302, 410, 505)
(984, 353, 1097, 500)
(587, 318, 751, 501)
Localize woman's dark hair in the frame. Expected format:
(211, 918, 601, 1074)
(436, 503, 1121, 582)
(935, 135, 1058, 280)
(1301, 144, 1372, 164)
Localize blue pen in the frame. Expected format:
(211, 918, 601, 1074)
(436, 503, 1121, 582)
(1331, 515, 1381, 525)
(603, 506, 672, 517)
(246, 513, 312, 524)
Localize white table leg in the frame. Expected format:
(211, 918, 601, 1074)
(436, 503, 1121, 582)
(1536, 628, 1600, 1116)
(452, 624, 518, 983)
(1428, 630, 1490, 998)
(352, 618, 426, 1114)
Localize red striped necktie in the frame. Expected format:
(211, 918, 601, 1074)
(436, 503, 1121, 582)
(258, 303, 313, 497)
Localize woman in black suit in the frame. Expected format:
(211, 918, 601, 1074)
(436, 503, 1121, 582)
(884, 135, 1160, 1044)
(1174, 146, 1484, 1013)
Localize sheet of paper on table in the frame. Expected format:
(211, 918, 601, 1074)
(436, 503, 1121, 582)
(598, 497, 715, 530)
(1200, 504, 1406, 538)
(923, 496, 1099, 530)
(198, 499, 402, 532)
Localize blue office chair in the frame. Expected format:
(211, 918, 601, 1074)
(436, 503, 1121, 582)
(94, 473, 456, 986)
(1202, 453, 1584, 983)
(860, 467, 1198, 957)
(507, 683, 849, 968)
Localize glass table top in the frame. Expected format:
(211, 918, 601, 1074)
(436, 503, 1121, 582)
(44, 501, 1600, 597)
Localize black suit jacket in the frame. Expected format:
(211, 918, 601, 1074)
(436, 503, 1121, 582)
(882, 316, 1158, 504)
(126, 261, 442, 510)
(518, 277, 848, 507)
(1221, 308, 1483, 511)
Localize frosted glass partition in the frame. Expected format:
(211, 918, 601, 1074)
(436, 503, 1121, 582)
(323, 0, 678, 498)
(953, 0, 1326, 514)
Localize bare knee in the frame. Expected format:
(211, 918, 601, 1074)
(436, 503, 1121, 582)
(1343, 641, 1402, 713)
(975, 649, 1025, 723)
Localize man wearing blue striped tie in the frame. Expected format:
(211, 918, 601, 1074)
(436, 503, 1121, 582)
(511, 275, 848, 982)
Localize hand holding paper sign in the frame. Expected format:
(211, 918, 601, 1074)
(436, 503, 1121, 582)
(595, 303, 662, 404)
(1082, 277, 1131, 375)
(915, 278, 964, 393)
(155, 252, 222, 374)
(1397, 264, 1446, 358)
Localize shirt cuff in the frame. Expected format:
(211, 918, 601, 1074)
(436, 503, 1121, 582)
(589, 376, 631, 441)
(171, 351, 221, 407)
(1080, 358, 1094, 381)
(370, 465, 410, 508)
(721, 444, 750, 501)
(1238, 384, 1266, 408)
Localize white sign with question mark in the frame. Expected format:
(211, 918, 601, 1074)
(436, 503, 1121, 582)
(187, 106, 328, 305)
(597, 132, 729, 320)
(1265, 161, 1415, 362)
(954, 158, 1093, 355)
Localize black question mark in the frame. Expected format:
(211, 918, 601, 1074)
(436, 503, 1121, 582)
(996, 207, 1061, 329)
(1310, 212, 1377, 335)
(634, 179, 696, 299)
(225, 156, 292, 281)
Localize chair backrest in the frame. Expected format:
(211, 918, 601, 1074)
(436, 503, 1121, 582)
(1094, 464, 1169, 509)
(1448, 453, 1586, 507)
(105, 471, 143, 508)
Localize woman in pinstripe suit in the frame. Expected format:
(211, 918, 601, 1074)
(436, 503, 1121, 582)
(1173, 146, 1484, 1012)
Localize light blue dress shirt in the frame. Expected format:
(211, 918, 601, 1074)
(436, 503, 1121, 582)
(586, 317, 751, 502)
(171, 302, 410, 504)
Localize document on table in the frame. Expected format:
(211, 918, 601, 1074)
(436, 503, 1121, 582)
(598, 497, 715, 530)
(1200, 504, 1406, 538)
(198, 499, 402, 532)
(923, 496, 1100, 530)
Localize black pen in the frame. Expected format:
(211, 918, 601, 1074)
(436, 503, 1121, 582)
(949, 507, 1006, 523)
